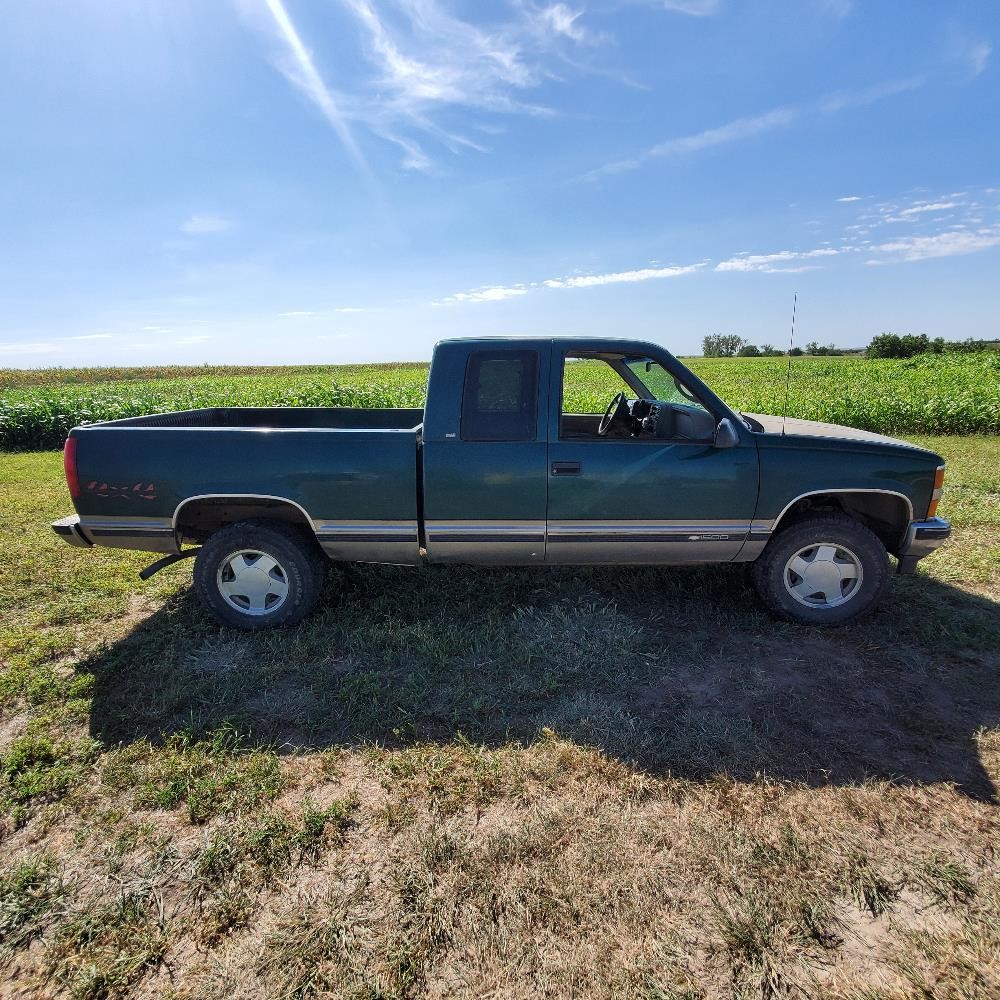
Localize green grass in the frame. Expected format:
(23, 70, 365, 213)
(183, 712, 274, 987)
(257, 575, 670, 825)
(2, 352, 998, 448)
(0, 435, 998, 997)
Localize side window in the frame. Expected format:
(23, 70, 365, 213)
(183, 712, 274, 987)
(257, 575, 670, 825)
(461, 351, 538, 442)
(562, 357, 635, 415)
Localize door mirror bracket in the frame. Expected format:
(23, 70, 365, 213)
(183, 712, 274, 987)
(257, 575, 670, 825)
(714, 417, 740, 449)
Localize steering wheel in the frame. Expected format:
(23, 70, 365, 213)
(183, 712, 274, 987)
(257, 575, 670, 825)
(598, 391, 631, 436)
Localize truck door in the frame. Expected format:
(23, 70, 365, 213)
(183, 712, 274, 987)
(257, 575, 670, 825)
(546, 347, 759, 563)
(422, 343, 550, 564)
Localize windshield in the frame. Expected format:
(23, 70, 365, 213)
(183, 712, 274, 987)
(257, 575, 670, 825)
(625, 357, 707, 411)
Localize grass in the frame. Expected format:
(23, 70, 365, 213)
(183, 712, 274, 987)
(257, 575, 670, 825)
(2, 351, 999, 448)
(0, 432, 998, 997)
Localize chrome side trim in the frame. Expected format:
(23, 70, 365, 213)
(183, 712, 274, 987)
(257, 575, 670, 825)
(172, 493, 316, 534)
(424, 520, 545, 564)
(545, 519, 751, 565)
(76, 515, 179, 554)
(548, 519, 751, 542)
(770, 489, 914, 530)
(314, 520, 419, 565)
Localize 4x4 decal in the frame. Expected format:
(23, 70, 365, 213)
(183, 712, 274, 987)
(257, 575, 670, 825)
(87, 481, 157, 500)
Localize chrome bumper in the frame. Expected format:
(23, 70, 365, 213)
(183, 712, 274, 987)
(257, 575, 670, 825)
(51, 514, 92, 548)
(897, 516, 951, 574)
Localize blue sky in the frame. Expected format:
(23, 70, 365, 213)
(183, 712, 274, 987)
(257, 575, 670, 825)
(1, 0, 997, 366)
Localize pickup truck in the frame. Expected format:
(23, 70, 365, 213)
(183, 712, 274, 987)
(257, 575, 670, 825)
(52, 337, 950, 629)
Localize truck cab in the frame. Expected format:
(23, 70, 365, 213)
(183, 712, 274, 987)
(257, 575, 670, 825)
(421, 338, 756, 565)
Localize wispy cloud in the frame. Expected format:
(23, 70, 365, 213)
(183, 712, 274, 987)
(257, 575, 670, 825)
(587, 76, 923, 178)
(646, 1, 721, 15)
(870, 226, 1000, 263)
(278, 310, 316, 318)
(242, 0, 598, 172)
(334, 306, 366, 313)
(544, 263, 703, 287)
(64, 333, 114, 341)
(837, 195, 863, 203)
(0, 341, 60, 356)
(946, 28, 991, 80)
(715, 248, 841, 273)
(436, 284, 528, 305)
(254, 0, 377, 186)
(181, 214, 232, 235)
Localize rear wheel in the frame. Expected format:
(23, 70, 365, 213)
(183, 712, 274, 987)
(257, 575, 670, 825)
(194, 520, 326, 630)
(751, 513, 890, 625)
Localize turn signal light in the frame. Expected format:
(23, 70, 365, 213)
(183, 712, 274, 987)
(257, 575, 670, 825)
(927, 465, 945, 518)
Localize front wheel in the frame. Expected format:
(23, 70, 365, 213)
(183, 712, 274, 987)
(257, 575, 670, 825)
(193, 520, 327, 630)
(751, 514, 891, 625)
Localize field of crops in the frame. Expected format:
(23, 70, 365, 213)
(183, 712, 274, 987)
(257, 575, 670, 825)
(1, 352, 997, 449)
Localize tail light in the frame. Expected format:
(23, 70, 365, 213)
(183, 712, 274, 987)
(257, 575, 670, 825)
(63, 437, 80, 499)
(926, 465, 945, 519)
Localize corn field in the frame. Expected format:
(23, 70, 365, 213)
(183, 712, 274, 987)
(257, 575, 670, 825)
(1, 353, 997, 450)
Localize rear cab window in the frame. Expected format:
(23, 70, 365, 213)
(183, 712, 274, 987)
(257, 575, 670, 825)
(461, 350, 539, 441)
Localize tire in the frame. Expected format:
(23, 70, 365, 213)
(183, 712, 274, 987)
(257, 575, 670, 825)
(193, 520, 327, 630)
(751, 513, 891, 626)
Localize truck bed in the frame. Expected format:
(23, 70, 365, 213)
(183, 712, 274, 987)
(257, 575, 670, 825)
(66, 407, 424, 563)
(101, 406, 424, 430)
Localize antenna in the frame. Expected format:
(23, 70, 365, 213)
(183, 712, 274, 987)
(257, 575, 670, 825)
(782, 293, 797, 436)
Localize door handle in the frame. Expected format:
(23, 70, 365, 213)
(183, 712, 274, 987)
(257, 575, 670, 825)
(551, 461, 582, 476)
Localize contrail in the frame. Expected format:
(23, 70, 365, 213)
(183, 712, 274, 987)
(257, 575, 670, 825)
(262, 0, 378, 190)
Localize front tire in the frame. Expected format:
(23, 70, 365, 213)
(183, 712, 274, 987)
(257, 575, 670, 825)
(194, 520, 326, 630)
(751, 513, 891, 625)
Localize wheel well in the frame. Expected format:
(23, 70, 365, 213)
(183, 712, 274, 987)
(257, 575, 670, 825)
(773, 492, 911, 553)
(175, 497, 316, 545)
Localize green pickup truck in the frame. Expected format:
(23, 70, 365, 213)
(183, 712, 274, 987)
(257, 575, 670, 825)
(52, 337, 949, 629)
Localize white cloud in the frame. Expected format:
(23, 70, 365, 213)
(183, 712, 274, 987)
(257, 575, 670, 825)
(65, 333, 113, 341)
(715, 248, 841, 273)
(544, 263, 702, 287)
(893, 201, 959, 219)
(588, 76, 922, 178)
(538, 5, 589, 43)
(648, 0, 721, 14)
(0, 341, 59, 356)
(180, 214, 232, 235)
(436, 284, 528, 304)
(278, 310, 317, 318)
(258, 0, 377, 185)
(334, 307, 366, 313)
(873, 227, 1000, 262)
(946, 30, 992, 80)
(242, 0, 595, 172)
(837, 195, 863, 203)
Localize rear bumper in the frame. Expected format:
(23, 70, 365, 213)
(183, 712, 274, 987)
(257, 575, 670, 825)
(51, 514, 92, 548)
(897, 516, 951, 574)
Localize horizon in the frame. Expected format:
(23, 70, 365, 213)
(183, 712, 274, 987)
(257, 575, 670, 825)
(2, 1, 997, 367)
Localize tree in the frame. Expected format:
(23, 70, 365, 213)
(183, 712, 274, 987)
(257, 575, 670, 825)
(759, 344, 784, 356)
(703, 333, 748, 357)
(788, 347, 804, 356)
(866, 333, 930, 359)
(737, 344, 761, 357)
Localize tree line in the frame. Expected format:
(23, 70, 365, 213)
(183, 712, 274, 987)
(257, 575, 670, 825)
(702, 333, 999, 359)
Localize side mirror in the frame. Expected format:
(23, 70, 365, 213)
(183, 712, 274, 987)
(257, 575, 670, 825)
(714, 417, 739, 449)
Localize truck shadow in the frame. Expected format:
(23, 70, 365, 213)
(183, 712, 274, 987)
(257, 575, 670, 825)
(80, 562, 1000, 801)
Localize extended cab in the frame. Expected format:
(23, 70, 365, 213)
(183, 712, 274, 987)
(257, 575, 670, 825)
(52, 338, 950, 628)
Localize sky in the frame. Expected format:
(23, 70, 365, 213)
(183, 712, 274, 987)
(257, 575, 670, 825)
(0, 0, 997, 367)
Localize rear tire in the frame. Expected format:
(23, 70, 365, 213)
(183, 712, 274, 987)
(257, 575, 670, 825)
(194, 520, 326, 630)
(751, 513, 890, 625)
